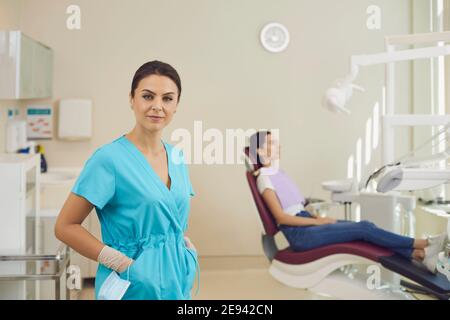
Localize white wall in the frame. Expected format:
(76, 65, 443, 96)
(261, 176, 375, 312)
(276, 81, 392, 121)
(0, 0, 22, 28)
(1, 0, 415, 256)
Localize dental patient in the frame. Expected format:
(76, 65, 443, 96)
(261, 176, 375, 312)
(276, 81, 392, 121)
(249, 130, 446, 273)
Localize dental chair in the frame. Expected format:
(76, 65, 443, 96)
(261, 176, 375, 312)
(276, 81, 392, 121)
(243, 147, 450, 300)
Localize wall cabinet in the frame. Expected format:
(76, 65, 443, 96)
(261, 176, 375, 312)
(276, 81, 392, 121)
(0, 31, 53, 99)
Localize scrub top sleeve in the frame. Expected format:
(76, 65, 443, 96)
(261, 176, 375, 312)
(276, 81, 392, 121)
(71, 148, 115, 210)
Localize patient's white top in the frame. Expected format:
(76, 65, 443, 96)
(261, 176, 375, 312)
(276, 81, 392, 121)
(256, 166, 305, 216)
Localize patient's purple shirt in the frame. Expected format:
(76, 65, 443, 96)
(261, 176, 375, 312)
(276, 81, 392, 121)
(258, 165, 306, 214)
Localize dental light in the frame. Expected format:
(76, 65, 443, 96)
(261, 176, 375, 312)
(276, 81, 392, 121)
(323, 67, 365, 115)
(323, 45, 450, 114)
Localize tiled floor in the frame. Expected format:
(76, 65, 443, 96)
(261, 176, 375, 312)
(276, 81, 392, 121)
(76, 256, 326, 300)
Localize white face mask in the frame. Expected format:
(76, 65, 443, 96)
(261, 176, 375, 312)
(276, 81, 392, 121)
(98, 270, 131, 300)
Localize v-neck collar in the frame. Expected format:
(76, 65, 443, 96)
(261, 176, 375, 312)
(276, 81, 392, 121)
(120, 135, 173, 192)
(119, 135, 183, 231)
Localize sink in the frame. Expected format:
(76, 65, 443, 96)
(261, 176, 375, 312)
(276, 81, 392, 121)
(40, 168, 81, 186)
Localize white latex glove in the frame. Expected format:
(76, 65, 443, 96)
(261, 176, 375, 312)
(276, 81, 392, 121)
(184, 236, 197, 251)
(97, 245, 134, 273)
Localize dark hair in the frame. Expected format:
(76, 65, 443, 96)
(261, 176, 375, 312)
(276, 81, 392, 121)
(130, 60, 182, 101)
(249, 131, 271, 167)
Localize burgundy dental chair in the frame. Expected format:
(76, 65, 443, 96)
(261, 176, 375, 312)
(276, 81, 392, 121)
(243, 147, 450, 299)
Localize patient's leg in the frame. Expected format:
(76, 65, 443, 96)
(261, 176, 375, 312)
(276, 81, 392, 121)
(287, 220, 415, 258)
(413, 239, 428, 249)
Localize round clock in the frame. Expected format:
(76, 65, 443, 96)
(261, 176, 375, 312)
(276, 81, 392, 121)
(260, 22, 290, 53)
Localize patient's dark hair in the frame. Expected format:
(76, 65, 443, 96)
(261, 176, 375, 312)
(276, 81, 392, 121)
(131, 60, 182, 101)
(249, 131, 271, 167)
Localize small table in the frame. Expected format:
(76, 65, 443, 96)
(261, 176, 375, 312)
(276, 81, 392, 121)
(0, 243, 71, 300)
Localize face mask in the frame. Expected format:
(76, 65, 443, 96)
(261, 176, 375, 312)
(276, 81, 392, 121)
(98, 270, 131, 300)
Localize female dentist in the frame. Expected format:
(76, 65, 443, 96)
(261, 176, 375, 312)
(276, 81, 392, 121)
(55, 61, 198, 300)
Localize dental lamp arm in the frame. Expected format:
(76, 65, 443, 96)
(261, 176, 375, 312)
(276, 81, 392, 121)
(350, 45, 450, 68)
(324, 45, 450, 114)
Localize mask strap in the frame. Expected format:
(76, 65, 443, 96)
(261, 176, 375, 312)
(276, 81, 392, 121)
(194, 258, 200, 297)
(187, 250, 200, 297)
(185, 248, 201, 297)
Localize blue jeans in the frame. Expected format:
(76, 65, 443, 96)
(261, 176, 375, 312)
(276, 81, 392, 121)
(279, 211, 414, 259)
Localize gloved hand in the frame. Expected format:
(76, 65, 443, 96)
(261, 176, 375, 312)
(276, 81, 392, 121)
(97, 245, 134, 274)
(184, 236, 197, 252)
(117, 257, 134, 273)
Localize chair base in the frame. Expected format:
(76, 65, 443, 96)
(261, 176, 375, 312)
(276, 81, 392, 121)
(269, 256, 414, 300)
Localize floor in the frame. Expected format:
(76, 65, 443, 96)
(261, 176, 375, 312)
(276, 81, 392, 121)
(74, 256, 437, 300)
(75, 256, 326, 300)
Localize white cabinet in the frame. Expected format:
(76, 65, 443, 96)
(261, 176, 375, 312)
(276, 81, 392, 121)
(0, 153, 40, 299)
(0, 31, 53, 99)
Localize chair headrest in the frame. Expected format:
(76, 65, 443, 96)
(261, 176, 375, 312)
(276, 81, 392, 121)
(243, 147, 279, 236)
(243, 146, 263, 173)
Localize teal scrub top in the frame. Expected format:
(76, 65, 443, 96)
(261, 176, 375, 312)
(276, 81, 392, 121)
(71, 135, 198, 300)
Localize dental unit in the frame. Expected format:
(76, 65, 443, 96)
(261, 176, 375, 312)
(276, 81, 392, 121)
(244, 31, 450, 300)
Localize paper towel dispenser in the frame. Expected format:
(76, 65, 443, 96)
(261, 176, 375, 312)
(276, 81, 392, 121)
(58, 99, 93, 141)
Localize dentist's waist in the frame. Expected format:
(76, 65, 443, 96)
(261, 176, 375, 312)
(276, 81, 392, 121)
(104, 232, 185, 251)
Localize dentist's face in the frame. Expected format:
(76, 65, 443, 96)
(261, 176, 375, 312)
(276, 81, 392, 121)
(130, 75, 179, 133)
(258, 134, 281, 165)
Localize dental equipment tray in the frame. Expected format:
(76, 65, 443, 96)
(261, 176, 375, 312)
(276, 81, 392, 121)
(379, 254, 450, 294)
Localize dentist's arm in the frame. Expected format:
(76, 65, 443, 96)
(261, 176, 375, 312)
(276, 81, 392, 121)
(55, 193, 133, 272)
(261, 189, 335, 226)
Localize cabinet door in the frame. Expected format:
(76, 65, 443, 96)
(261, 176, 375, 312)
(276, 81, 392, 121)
(43, 48, 53, 98)
(19, 33, 34, 99)
(0, 31, 20, 98)
(0, 32, 53, 99)
(32, 44, 53, 98)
